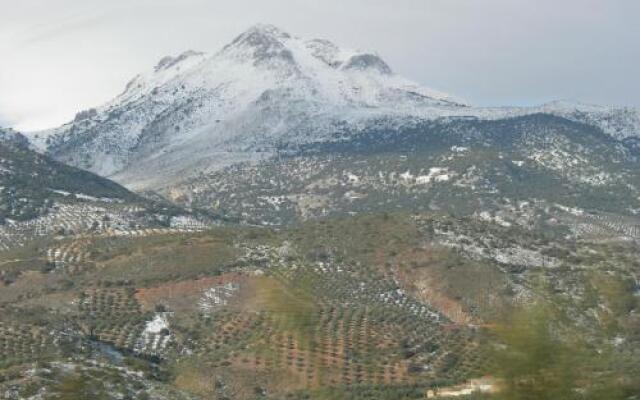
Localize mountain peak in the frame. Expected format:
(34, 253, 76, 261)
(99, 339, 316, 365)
(221, 23, 295, 66)
(243, 23, 292, 39)
(225, 23, 293, 49)
(41, 24, 471, 186)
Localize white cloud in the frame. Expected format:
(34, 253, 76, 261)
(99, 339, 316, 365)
(0, 0, 638, 131)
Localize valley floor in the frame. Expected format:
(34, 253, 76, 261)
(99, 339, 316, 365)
(0, 213, 639, 399)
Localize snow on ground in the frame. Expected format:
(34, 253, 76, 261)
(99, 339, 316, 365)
(144, 313, 170, 334)
(30, 24, 640, 191)
(198, 282, 239, 315)
(134, 313, 172, 356)
(400, 167, 452, 185)
(435, 227, 560, 269)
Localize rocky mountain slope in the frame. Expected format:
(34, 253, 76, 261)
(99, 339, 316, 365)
(0, 127, 139, 222)
(31, 24, 640, 193)
(34, 24, 462, 189)
(0, 126, 213, 255)
(172, 114, 640, 227)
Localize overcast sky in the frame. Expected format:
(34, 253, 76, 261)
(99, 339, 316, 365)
(0, 0, 638, 131)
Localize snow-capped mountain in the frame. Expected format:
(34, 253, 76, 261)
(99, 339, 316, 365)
(34, 24, 640, 190)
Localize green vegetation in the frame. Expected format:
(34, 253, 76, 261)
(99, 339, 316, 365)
(259, 274, 320, 339)
(489, 303, 640, 400)
(491, 305, 578, 400)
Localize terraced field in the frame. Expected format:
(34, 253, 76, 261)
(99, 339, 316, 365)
(0, 213, 638, 399)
